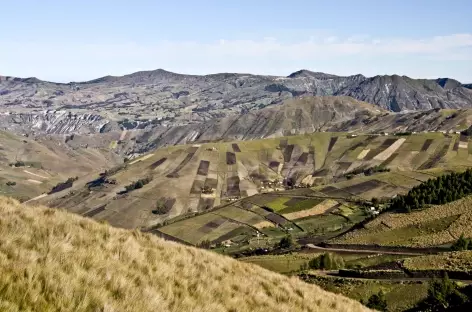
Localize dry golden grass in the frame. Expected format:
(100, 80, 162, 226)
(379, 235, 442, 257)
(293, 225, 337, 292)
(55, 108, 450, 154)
(0, 197, 371, 312)
(403, 251, 472, 272)
(252, 220, 276, 229)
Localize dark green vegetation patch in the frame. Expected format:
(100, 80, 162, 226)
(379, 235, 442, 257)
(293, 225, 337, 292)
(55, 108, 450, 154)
(390, 169, 472, 212)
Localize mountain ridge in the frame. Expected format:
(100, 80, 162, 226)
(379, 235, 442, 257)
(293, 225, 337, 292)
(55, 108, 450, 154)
(1, 69, 471, 140)
(3, 68, 470, 86)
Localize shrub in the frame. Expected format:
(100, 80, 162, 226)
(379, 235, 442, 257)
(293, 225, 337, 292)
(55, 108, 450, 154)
(13, 161, 25, 167)
(308, 253, 345, 270)
(278, 235, 297, 249)
(152, 199, 171, 215)
(124, 177, 152, 193)
(65, 134, 75, 143)
(6, 181, 16, 186)
(344, 165, 389, 178)
(461, 125, 472, 137)
(49, 177, 78, 194)
(365, 291, 387, 311)
(201, 186, 213, 194)
(261, 206, 274, 213)
(299, 262, 309, 271)
(197, 239, 211, 249)
(10, 161, 42, 168)
(363, 165, 390, 176)
(394, 132, 412, 136)
(451, 234, 472, 251)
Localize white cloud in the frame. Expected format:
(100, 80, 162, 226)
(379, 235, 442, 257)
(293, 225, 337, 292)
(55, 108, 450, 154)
(1, 33, 471, 82)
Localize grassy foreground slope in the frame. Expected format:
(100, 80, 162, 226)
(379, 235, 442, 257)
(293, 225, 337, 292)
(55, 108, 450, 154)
(0, 197, 370, 312)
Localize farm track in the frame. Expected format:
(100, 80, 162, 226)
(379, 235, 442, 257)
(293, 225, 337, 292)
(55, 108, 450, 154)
(304, 244, 445, 256)
(23, 170, 49, 179)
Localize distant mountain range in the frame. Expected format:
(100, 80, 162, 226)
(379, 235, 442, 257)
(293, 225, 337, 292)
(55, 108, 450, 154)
(0, 69, 471, 139)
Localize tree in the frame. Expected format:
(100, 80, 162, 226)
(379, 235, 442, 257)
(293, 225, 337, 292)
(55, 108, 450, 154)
(278, 235, 297, 249)
(365, 291, 388, 311)
(308, 253, 344, 270)
(152, 200, 170, 215)
(197, 239, 211, 249)
(371, 197, 379, 206)
(420, 274, 468, 311)
(451, 234, 470, 251)
(135, 180, 144, 189)
(389, 169, 472, 213)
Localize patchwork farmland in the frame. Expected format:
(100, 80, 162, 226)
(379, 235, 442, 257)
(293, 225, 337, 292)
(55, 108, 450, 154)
(19, 126, 472, 311)
(31, 131, 472, 232)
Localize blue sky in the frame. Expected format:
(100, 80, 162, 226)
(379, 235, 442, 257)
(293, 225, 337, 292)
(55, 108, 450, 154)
(1, 0, 471, 82)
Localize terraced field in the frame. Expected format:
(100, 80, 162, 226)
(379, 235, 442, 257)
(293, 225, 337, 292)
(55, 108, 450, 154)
(29, 131, 472, 231)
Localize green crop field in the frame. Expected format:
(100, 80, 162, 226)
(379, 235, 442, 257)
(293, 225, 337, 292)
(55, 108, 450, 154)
(278, 198, 324, 214)
(264, 197, 291, 211)
(296, 214, 351, 234)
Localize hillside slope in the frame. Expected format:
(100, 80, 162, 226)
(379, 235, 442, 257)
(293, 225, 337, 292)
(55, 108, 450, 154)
(32, 131, 472, 231)
(0, 197, 370, 312)
(333, 195, 472, 248)
(0, 130, 122, 201)
(132, 96, 383, 151)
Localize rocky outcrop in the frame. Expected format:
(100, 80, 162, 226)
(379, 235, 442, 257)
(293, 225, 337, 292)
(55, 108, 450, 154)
(0, 110, 109, 135)
(337, 75, 472, 112)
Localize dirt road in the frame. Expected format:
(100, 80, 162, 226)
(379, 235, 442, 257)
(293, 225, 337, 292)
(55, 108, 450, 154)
(304, 244, 435, 256)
